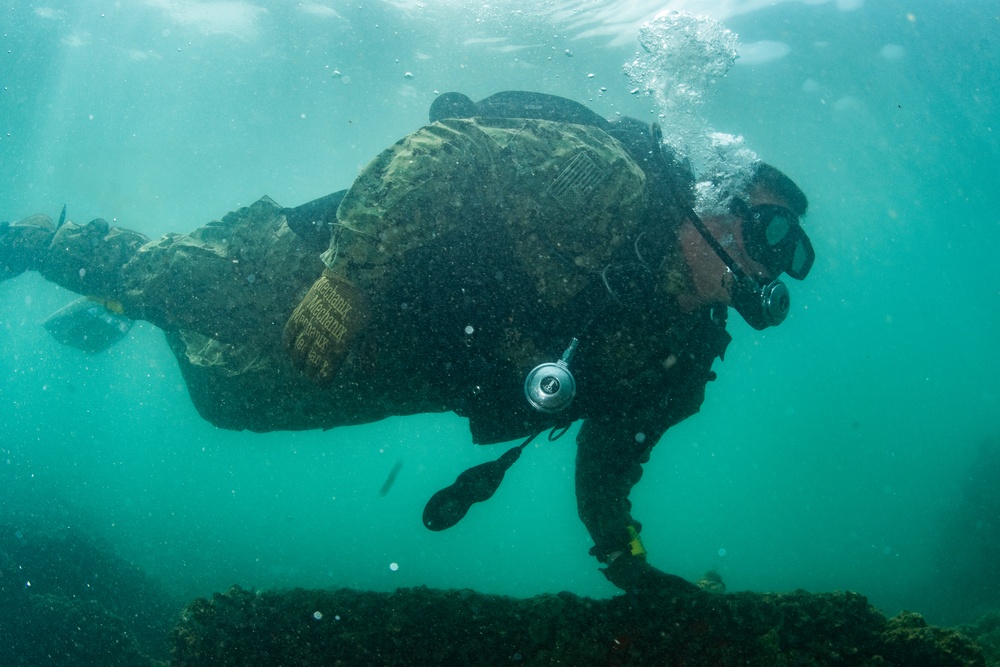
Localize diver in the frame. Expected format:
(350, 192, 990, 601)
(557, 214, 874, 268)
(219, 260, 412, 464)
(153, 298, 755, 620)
(0, 91, 814, 595)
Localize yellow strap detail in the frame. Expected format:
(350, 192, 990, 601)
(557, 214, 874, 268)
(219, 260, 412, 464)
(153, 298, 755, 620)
(626, 524, 647, 560)
(93, 297, 125, 314)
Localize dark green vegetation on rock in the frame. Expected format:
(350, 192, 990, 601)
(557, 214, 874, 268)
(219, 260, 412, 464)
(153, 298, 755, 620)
(4, 517, 999, 666)
(171, 584, 988, 666)
(0, 521, 179, 666)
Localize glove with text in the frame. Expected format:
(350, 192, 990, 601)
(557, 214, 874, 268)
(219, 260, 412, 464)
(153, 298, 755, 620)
(283, 269, 372, 384)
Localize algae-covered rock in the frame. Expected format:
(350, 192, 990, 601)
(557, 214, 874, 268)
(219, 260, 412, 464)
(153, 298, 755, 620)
(879, 610, 984, 667)
(171, 584, 985, 666)
(960, 612, 1000, 667)
(0, 521, 180, 665)
(0, 591, 164, 667)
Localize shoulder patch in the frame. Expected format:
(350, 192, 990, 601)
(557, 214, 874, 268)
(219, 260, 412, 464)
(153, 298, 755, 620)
(546, 150, 607, 211)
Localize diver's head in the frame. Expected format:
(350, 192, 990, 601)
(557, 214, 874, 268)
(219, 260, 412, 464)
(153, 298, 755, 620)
(678, 163, 813, 329)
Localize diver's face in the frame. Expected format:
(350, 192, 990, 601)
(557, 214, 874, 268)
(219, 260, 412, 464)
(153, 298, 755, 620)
(679, 188, 805, 311)
(676, 215, 739, 308)
(678, 213, 775, 309)
(724, 213, 778, 284)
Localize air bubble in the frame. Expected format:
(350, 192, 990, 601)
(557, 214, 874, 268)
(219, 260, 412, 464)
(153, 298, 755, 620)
(623, 12, 756, 208)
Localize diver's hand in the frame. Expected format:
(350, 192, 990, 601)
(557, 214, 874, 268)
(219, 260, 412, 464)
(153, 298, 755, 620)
(283, 269, 371, 384)
(601, 553, 700, 596)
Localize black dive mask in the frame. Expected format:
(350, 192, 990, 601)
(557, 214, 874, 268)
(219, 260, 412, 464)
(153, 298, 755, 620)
(737, 202, 814, 280)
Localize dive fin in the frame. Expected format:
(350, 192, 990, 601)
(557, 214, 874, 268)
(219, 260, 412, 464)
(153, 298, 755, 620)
(422, 434, 536, 531)
(43, 297, 133, 354)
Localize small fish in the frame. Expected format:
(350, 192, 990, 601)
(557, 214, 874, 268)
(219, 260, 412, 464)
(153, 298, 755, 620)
(379, 460, 404, 497)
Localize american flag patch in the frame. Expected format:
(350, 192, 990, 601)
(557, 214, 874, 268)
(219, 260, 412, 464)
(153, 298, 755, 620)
(546, 150, 607, 211)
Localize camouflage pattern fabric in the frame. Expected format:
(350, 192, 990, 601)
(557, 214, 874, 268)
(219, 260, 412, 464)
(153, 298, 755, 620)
(41, 197, 325, 375)
(25, 119, 693, 436)
(1, 215, 56, 281)
(40, 218, 147, 301)
(326, 117, 649, 308)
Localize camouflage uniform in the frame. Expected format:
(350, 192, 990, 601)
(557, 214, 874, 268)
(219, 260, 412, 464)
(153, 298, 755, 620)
(16, 115, 731, 567)
(328, 117, 648, 308)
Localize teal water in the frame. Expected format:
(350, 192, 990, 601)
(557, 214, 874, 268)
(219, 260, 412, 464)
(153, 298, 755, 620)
(2, 0, 998, 630)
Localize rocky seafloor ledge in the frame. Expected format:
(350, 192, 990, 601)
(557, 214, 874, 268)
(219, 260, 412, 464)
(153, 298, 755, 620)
(5, 521, 999, 666)
(169, 584, 999, 666)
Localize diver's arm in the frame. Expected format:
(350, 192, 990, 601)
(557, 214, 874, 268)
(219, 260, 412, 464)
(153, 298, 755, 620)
(575, 414, 650, 565)
(576, 414, 700, 595)
(575, 352, 719, 570)
(575, 313, 729, 593)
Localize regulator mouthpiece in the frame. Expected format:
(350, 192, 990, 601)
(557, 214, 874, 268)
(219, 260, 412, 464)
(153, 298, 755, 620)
(732, 277, 789, 330)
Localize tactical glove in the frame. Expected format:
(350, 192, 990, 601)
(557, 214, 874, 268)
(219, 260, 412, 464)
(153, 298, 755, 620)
(283, 269, 372, 384)
(599, 524, 699, 595)
(601, 553, 699, 596)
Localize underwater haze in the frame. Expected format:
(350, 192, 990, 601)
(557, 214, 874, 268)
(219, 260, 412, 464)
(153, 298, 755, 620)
(2, 0, 999, 630)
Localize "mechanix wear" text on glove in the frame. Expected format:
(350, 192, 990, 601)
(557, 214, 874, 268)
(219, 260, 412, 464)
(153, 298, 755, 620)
(283, 269, 372, 383)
